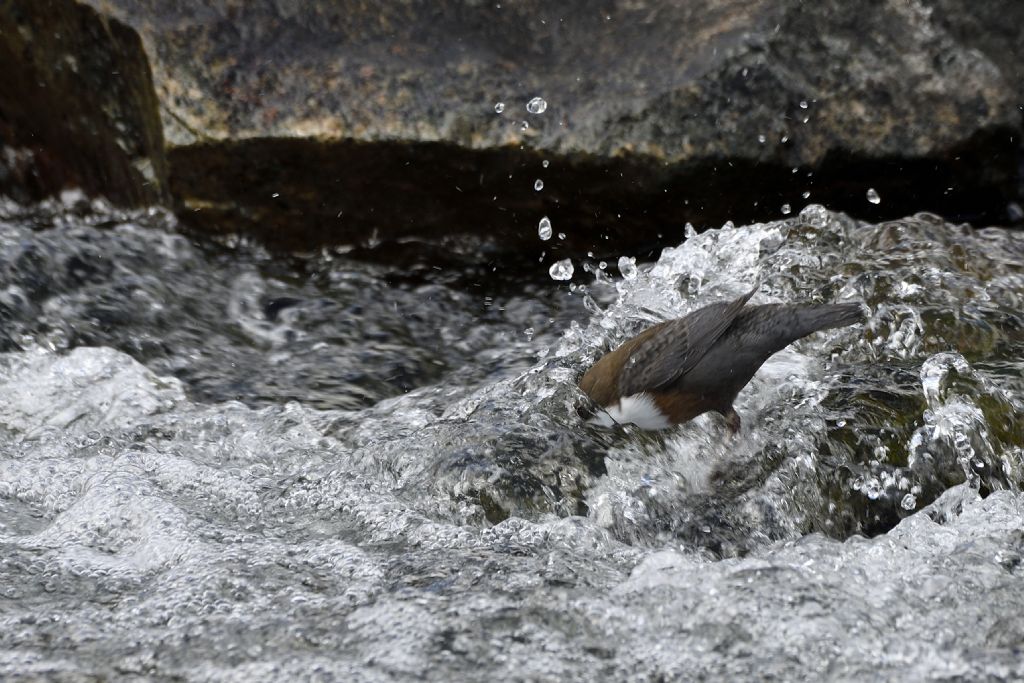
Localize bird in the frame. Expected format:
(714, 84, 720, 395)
(578, 288, 864, 432)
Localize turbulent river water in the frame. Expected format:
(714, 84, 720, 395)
(1, 196, 1023, 681)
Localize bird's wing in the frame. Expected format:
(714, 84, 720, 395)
(617, 287, 756, 396)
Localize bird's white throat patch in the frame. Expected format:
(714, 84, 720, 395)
(590, 393, 672, 430)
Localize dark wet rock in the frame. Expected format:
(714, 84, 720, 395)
(0, 0, 167, 205)
(4, 0, 1024, 261)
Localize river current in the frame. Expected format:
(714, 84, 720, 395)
(1, 196, 1022, 680)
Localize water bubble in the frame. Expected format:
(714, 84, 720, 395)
(538, 217, 552, 240)
(598, 261, 607, 270)
(534, 179, 544, 191)
(781, 203, 792, 215)
(526, 97, 548, 114)
(617, 255, 637, 279)
(524, 327, 535, 340)
(901, 493, 917, 510)
(494, 102, 505, 113)
(757, 134, 766, 144)
(521, 120, 530, 131)
(867, 188, 881, 204)
(549, 258, 574, 281)
(542, 159, 550, 168)
(799, 100, 808, 109)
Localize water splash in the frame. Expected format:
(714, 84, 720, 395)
(2, 202, 1024, 680)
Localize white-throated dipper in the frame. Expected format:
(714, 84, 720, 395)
(579, 288, 863, 432)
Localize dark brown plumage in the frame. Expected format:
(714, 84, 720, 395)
(579, 288, 864, 432)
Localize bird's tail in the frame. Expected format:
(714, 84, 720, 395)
(718, 301, 865, 370)
(786, 302, 865, 338)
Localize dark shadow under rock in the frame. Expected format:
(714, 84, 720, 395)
(169, 129, 1021, 272)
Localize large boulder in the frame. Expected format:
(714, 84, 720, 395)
(4, 0, 1023, 263)
(0, 0, 167, 205)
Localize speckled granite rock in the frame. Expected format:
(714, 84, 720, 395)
(84, 1, 1018, 161)
(923, 0, 1024, 104)
(4, 0, 1023, 263)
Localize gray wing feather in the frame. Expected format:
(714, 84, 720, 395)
(617, 288, 756, 396)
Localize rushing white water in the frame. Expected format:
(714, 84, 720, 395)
(1, 200, 1022, 680)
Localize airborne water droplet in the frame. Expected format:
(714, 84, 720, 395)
(526, 97, 548, 114)
(538, 217, 552, 240)
(781, 203, 792, 215)
(549, 258, 574, 281)
(494, 102, 505, 113)
(757, 134, 766, 144)
(534, 179, 544, 191)
(867, 188, 881, 204)
(617, 255, 637, 279)
(542, 159, 549, 168)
